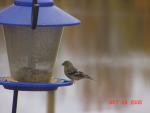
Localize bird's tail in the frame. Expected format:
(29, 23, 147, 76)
(86, 75, 95, 81)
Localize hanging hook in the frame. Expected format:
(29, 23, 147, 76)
(31, 0, 39, 29)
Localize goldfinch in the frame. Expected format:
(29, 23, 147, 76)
(62, 60, 94, 82)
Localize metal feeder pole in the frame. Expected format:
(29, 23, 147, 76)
(31, 0, 39, 29)
(12, 90, 19, 113)
(12, 0, 39, 112)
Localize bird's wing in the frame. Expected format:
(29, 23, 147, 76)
(66, 67, 78, 75)
(67, 69, 86, 77)
(77, 71, 94, 80)
(75, 71, 86, 77)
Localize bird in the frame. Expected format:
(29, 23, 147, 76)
(62, 60, 94, 82)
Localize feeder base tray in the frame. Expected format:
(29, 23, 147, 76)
(0, 78, 73, 113)
(0, 79, 73, 91)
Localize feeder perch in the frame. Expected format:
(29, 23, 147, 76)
(0, 79, 73, 113)
(0, 0, 80, 113)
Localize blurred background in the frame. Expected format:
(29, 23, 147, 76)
(0, 0, 150, 113)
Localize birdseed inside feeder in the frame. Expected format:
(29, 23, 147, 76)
(0, 0, 80, 113)
(0, 0, 80, 82)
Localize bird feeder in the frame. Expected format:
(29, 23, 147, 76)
(0, 0, 80, 113)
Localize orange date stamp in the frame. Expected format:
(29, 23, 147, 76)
(109, 99, 143, 105)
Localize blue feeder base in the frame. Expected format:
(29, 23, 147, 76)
(0, 79, 73, 113)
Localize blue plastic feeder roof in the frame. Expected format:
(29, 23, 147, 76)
(0, 1, 77, 113)
(0, 0, 80, 26)
(0, 0, 76, 91)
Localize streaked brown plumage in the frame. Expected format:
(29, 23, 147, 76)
(62, 60, 94, 82)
